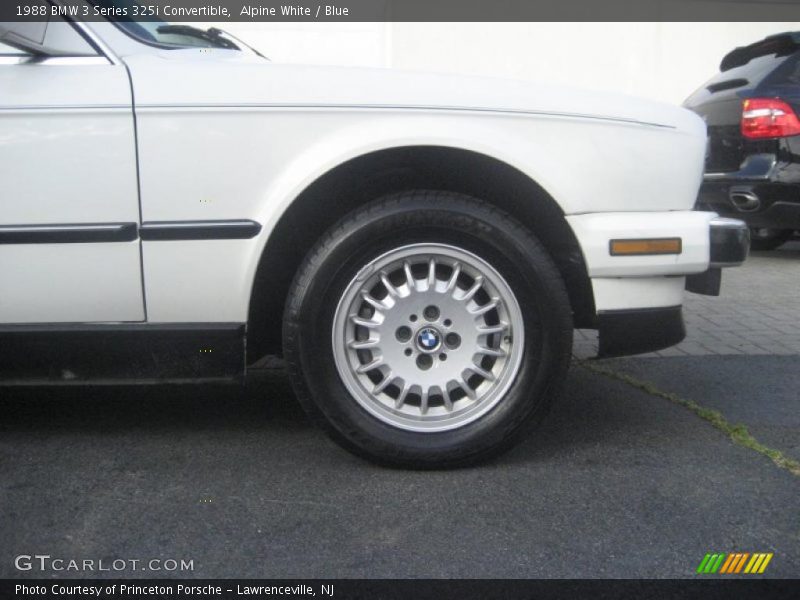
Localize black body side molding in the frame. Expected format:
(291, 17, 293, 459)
(0, 223, 138, 244)
(0, 220, 261, 243)
(139, 220, 262, 240)
(596, 306, 685, 358)
(0, 323, 246, 384)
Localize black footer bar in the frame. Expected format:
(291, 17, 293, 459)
(3, 579, 799, 600)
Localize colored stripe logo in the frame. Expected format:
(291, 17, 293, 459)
(696, 552, 773, 574)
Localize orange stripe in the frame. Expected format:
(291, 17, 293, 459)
(734, 553, 749, 573)
(727, 553, 743, 574)
(719, 554, 736, 574)
(733, 553, 746, 572)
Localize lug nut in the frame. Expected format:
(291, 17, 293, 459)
(423, 305, 440, 321)
(416, 354, 433, 370)
(396, 326, 412, 342)
(445, 333, 461, 349)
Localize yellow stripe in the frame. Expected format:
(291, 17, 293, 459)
(744, 554, 761, 574)
(751, 553, 768, 573)
(758, 553, 774, 574)
(734, 553, 749, 573)
(719, 553, 736, 574)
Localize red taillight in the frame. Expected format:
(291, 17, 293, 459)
(741, 98, 800, 139)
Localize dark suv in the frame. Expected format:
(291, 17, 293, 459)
(685, 32, 800, 250)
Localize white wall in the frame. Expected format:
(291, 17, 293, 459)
(390, 22, 800, 104)
(197, 21, 800, 105)
(188, 21, 392, 67)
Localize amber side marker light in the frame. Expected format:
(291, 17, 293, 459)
(609, 238, 682, 256)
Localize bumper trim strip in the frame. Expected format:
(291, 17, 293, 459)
(597, 305, 685, 358)
(709, 217, 750, 267)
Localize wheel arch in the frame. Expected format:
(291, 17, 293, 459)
(247, 145, 595, 361)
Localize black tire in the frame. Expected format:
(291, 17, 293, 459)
(283, 191, 573, 468)
(749, 227, 793, 251)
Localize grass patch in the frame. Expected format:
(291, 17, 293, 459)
(578, 360, 800, 478)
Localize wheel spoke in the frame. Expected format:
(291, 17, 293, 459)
(442, 391, 454, 411)
(476, 345, 506, 357)
(468, 364, 496, 382)
(476, 322, 508, 335)
(356, 357, 384, 373)
(403, 261, 416, 292)
(445, 262, 461, 293)
(461, 275, 484, 302)
(350, 315, 380, 329)
(427, 258, 436, 288)
(372, 373, 394, 395)
(348, 338, 380, 350)
(420, 387, 430, 415)
(360, 291, 387, 311)
(380, 272, 400, 298)
(459, 378, 477, 400)
(395, 383, 411, 409)
(470, 297, 500, 316)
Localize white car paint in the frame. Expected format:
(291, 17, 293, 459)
(0, 56, 144, 323)
(1, 16, 716, 326)
(119, 46, 707, 322)
(567, 212, 717, 278)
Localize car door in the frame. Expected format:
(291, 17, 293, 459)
(0, 19, 144, 323)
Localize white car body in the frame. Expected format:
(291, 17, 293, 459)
(0, 14, 745, 369)
(0, 10, 751, 464)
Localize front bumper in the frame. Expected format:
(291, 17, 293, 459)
(596, 217, 749, 358)
(685, 217, 749, 297)
(567, 212, 749, 358)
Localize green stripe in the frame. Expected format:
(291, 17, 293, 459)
(710, 554, 727, 573)
(697, 554, 712, 573)
(704, 554, 718, 573)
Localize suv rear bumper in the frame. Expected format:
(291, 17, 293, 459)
(698, 154, 800, 230)
(699, 183, 800, 230)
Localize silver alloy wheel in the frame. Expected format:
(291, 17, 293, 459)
(332, 243, 525, 432)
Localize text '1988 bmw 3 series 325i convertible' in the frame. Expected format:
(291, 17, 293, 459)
(0, 3, 749, 467)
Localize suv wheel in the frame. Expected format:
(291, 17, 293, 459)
(283, 191, 573, 468)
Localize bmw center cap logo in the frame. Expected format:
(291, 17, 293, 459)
(416, 327, 442, 352)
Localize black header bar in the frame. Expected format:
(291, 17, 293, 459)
(2, 0, 800, 22)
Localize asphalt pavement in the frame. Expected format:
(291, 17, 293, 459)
(1, 245, 798, 579)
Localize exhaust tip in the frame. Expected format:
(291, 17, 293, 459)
(729, 187, 761, 212)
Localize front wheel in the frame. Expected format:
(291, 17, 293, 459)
(283, 191, 573, 468)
